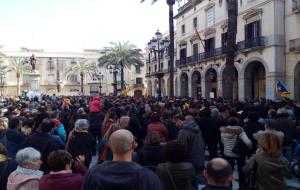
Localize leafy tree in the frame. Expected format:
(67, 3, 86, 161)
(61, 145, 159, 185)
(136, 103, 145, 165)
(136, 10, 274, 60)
(65, 59, 97, 94)
(98, 41, 144, 90)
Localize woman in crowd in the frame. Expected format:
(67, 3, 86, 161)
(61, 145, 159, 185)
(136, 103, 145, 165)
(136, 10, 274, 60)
(147, 112, 169, 143)
(156, 141, 195, 190)
(7, 147, 43, 190)
(220, 116, 252, 188)
(39, 150, 86, 190)
(0, 143, 17, 190)
(136, 131, 165, 168)
(243, 133, 288, 190)
(101, 108, 117, 137)
(66, 119, 95, 168)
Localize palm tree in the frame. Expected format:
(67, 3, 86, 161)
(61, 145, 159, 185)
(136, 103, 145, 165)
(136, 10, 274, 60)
(7, 58, 31, 95)
(65, 59, 97, 94)
(98, 41, 144, 91)
(141, 0, 176, 97)
(223, 0, 238, 100)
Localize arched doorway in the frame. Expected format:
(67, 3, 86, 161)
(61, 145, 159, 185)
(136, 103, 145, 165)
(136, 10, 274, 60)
(294, 61, 300, 100)
(191, 71, 201, 98)
(244, 61, 266, 99)
(134, 89, 143, 97)
(222, 66, 238, 100)
(205, 68, 218, 98)
(180, 73, 189, 97)
(147, 80, 152, 96)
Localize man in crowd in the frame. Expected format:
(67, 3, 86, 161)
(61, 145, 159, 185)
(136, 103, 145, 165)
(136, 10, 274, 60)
(202, 158, 233, 190)
(82, 129, 163, 190)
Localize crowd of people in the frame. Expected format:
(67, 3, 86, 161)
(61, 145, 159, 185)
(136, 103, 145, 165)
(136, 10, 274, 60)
(0, 94, 299, 190)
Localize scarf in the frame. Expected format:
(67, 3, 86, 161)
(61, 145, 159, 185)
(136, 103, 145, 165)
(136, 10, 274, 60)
(15, 166, 43, 177)
(0, 154, 8, 162)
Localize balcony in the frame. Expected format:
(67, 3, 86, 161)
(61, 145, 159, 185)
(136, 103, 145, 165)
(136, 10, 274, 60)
(176, 47, 224, 66)
(133, 84, 144, 89)
(293, 0, 300, 13)
(237, 37, 266, 52)
(290, 38, 300, 52)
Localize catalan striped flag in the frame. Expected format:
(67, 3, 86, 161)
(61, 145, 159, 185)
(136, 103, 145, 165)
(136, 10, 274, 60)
(276, 80, 291, 97)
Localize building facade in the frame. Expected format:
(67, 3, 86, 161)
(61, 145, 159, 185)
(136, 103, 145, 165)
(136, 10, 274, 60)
(146, 0, 300, 100)
(0, 48, 146, 96)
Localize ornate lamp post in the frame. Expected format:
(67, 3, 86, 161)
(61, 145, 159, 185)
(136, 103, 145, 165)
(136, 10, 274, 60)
(109, 65, 120, 96)
(148, 30, 170, 99)
(93, 72, 104, 95)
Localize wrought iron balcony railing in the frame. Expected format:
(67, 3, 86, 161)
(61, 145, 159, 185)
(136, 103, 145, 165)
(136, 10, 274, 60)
(237, 37, 266, 51)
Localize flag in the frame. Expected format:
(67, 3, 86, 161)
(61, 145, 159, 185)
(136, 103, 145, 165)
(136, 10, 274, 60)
(276, 80, 291, 97)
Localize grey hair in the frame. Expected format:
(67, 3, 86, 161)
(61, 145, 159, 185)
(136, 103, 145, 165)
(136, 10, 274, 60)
(74, 119, 89, 130)
(16, 147, 41, 165)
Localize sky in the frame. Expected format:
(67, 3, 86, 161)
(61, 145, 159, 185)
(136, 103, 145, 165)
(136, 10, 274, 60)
(0, 0, 175, 52)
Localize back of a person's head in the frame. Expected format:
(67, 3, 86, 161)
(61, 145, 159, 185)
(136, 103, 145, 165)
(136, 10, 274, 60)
(205, 158, 233, 186)
(227, 117, 239, 126)
(144, 131, 160, 145)
(258, 133, 281, 157)
(108, 129, 134, 155)
(8, 117, 20, 129)
(165, 141, 186, 163)
(40, 118, 55, 133)
(268, 109, 276, 118)
(48, 150, 72, 172)
(16, 147, 41, 166)
(49, 111, 59, 119)
(150, 112, 161, 123)
(264, 119, 277, 130)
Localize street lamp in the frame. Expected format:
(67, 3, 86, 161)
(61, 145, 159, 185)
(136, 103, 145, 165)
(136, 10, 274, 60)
(0, 71, 5, 97)
(109, 65, 120, 96)
(93, 72, 104, 95)
(148, 29, 170, 99)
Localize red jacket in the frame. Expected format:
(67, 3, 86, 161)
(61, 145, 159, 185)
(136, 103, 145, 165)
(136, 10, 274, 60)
(147, 122, 169, 142)
(39, 172, 83, 190)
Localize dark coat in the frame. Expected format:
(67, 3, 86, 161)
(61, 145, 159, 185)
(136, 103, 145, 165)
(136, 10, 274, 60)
(196, 117, 220, 147)
(244, 120, 264, 154)
(66, 131, 96, 167)
(0, 159, 18, 190)
(88, 112, 105, 137)
(201, 184, 232, 190)
(1, 128, 26, 159)
(22, 132, 62, 174)
(39, 172, 84, 190)
(136, 144, 165, 166)
(177, 119, 205, 169)
(156, 162, 195, 190)
(82, 161, 163, 190)
(274, 113, 297, 146)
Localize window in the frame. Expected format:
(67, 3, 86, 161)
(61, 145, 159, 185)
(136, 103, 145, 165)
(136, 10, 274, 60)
(180, 48, 187, 60)
(245, 20, 260, 40)
(181, 24, 185, 34)
(148, 66, 151, 73)
(70, 74, 78, 83)
(48, 74, 55, 85)
(155, 65, 157, 72)
(47, 58, 55, 70)
(221, 33, 228, 48)
(204, 38, 215, 52)
(136, 78, 143, 84)
(206, 7, 214, 27)
(193, 17, 198, 28)
(193, 43, 198, 56)
(22, 75, 30, 85)
(135, 65, 141, 73)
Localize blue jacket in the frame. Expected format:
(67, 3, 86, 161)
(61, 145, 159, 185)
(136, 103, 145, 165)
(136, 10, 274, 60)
(82, 161, 163, 190)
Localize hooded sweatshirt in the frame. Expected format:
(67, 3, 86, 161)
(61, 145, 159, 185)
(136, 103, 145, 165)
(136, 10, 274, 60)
(82, 161, 163, 190)
(177, 119, 205, 168)
(243, 153, 288, 190)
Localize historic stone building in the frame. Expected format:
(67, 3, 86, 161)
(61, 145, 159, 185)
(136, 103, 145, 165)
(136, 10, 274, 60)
(0, 48, 146, 96)
(146, 0, 300, 100)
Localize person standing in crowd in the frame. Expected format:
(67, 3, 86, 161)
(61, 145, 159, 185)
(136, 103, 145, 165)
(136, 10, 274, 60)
(4, 117, 26, 159)
(23, 119, 63, 174)
(253, 119, 284, 144)
(82, 129, 163, 190)
(7, 147, 43, 190)
(101, 108, 117, 137)
(220, 117, 252, 188)
(274, 107, 297, 177)
(66, 119, 95, 168)
(243, 133, 288, 190)
(0, 143, 17, 190)
(39, 150, 86, 190)
(177, 116, 205, 188)
(201, 158, 233, 190)
(50, 111, 66, 142)
(147, 112, 169, 143)
(88, 96, 105, 141)
(136, 131, 165, 168)
(156, 141, 195, 190)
